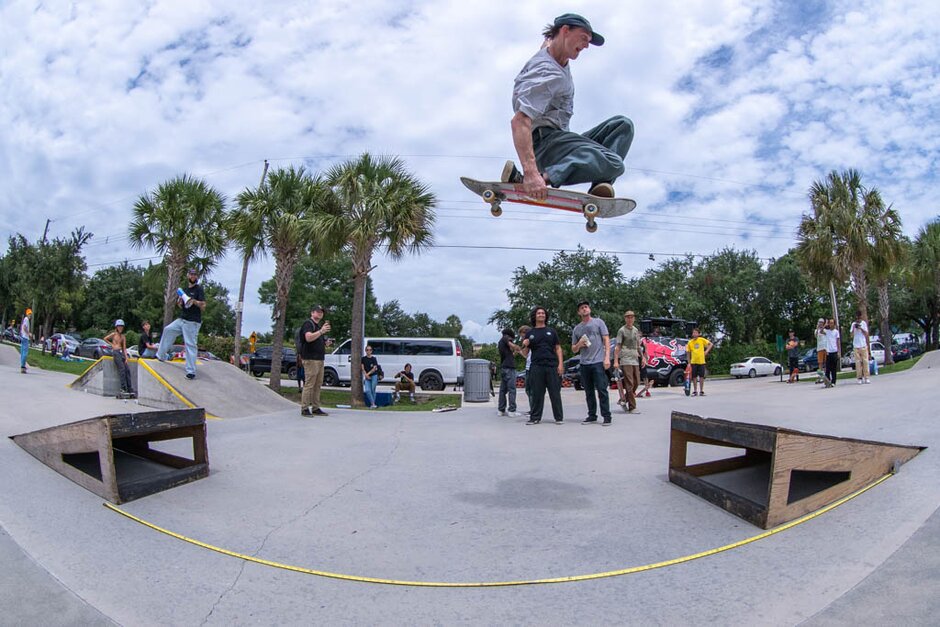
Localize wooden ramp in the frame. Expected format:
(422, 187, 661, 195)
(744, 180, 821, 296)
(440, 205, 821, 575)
(11, 408, 208, 504)
(668, 412, 924, 528)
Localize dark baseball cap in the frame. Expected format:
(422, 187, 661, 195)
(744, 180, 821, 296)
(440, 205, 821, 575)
(187, 267, 199, 274)
(311, 305, 325, 312)
(554, 13, 604, 46)
(576, 300, 591, 308)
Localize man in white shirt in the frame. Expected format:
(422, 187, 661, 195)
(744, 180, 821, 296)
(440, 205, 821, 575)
(850, 311, 871, 384)
(824, 318, 841, 388)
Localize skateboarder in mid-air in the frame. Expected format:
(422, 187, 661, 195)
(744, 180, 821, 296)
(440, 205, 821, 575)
(504, 13, 634, 201)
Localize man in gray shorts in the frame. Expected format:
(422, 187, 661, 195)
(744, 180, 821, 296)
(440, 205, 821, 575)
(504, 13, 634, 201)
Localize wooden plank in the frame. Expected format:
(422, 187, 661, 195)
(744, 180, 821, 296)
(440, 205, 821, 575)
(109, 408, 205, 437)
(669, 469, 767, 528)
(671, 412, 776, 452)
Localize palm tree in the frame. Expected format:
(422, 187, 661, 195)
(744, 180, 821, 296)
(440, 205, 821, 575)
(911, 219, 940, 349)
(129, 175, 228, 328)
(230, 160, 269, 365)
(866, 190, 904, 364)
(317, 154, 436, 407)
(233, 165, 337, 391)
(797, 169, 879, 325)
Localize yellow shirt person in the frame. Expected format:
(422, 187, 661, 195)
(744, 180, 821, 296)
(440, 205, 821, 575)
(686, 335, 712, 365)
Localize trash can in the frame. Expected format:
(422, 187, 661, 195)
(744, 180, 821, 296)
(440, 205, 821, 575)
(463, 359, 492, 403)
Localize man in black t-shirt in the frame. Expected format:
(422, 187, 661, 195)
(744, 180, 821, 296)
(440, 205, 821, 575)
(299, 304, 331, 416)
(156, 268, 206, 380)
(497, 328, 521, 417)
(521, 306, 565, 425)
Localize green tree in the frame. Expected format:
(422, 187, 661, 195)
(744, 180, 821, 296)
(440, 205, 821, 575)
(910, 218, 940, 349)
(797, 169, 881, 325)
(129, 174, 228, 328)
(258, 254, 383, 344)
(318, 154, 436, 407)
(5, 228, 91, 338)
(199, 280, 237, 337)
(867, 195, 905, 363)
(756, 251, 828, 342)
(80, 262, 145, 332)
(686, 248, 763, 343)
(233, 166, 337, 391)
(489, 247, 627, 346)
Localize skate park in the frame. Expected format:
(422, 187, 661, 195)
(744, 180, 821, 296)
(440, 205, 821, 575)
(2, 342, 939, 625)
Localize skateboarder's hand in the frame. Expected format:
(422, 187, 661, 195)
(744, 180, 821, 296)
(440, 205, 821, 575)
(522, 170, 547, 201)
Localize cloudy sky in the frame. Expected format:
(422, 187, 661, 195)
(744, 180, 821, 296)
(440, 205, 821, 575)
(2, 0, 938, 343)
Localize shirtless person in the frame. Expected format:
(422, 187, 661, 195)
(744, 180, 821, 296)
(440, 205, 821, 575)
(104, 319, 135, 397)
(504, 13, 634, 201)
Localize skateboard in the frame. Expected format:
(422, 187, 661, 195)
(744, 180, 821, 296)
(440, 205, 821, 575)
(684, 365, 692, 396)
(460, 177, 636, 233)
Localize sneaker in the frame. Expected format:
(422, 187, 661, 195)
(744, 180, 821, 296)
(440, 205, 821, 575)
(864, 378, 871, 384)
(409, 395, 415, 402)
(301, 407, 312, 416)
(691, 391, 698, 397)
(857, 379, 863, 385)
(312, 408, 329, 416)
(554, 419, 564, 424)
(588, 182, 615, 198)
(501, 160, 523, 184)
(581, 418, 598, 425)
(371, 405, 378, 409)
(700, 391, 706, 396)
(627, 409, 641, 414)
(507, 411, 522, 417)
(393, 393, 400, 402)
(186, 373, 195, 380)
(525, 418, 540, 425)
(498, 410, 508, 416)
(602, 420, 612, 426)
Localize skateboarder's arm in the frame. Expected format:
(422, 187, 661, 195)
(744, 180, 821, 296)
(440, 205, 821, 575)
(555, 344, 564, 375)
(510, 112, 548, 199)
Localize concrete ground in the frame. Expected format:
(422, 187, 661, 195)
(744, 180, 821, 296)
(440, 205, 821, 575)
(1, 342, 938, 625)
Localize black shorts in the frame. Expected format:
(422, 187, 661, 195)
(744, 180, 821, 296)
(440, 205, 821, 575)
(788, 357, 799, 371)
(690, 364, 706, 378)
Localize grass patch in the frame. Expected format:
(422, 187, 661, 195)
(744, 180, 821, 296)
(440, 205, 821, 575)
(277, 385, 462, 411)
(836, 355, 921, 379)
(23, 347, 93, 376)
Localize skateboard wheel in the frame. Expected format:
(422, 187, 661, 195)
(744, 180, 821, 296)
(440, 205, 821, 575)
(585, 220, 598, 233)
(482, 189, 496, 202)
(490, 204, 503, 217)
(584, 203, 599, 219)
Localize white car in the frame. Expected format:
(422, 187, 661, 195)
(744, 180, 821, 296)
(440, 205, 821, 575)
(45, 333, 81, 354)
(731, 356, 783, 379)
(323, 337, 464, 391)
(842, 341, 886, 368)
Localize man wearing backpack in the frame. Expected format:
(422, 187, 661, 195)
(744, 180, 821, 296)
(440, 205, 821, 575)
(299, 305, 331, 417)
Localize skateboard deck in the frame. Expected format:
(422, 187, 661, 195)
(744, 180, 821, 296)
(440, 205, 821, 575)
(460, 177, 636, 233)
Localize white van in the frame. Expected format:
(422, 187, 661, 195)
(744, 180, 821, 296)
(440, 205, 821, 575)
(323, 337, 464, 391)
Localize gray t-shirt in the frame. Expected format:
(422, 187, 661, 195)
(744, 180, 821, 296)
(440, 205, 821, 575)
(572, 317, 609, 365)
(512, 48, 574, 131)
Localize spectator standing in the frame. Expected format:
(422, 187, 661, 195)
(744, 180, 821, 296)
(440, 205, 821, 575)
(156, 268, 206, 380)
(19, 308, 31, 373)
(824, 318, 840, 388)
(572, 300, 612, 425)
(299, 305, 331, 416)
(850, 311, 871, 384)
(814, 318, 827, 384)
(638, 338, 654, 397)
(686, 328, 712, 396)
(393, 363, 417, 402)
(361, 345, 380, 409)
(521, 306, 564, 425)
(613, 310, 642, 414)
(497, 328, 522, 417)
(104, 319, 135, 397)
(518, 324, 533, 414)
(786, 330, 800, 383)
(138, 321, 158, 358)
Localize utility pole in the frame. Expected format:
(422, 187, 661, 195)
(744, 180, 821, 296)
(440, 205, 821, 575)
(232, 160, 268, 367)
(31, 218, 52, 341)
(830, 280, 842, 371)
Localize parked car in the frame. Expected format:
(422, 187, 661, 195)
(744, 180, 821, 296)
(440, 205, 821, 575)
(248, 345, 298, 379)
(77, 338, 112, 359)
(2, 327, 22, 343)
(324, 337, 464, 391)
(730, 356, 783, 379)
(841, 341, 886, 368)
(45, 333, 81, 354)
(797, 348, 819, 372)
(892, 342, 923, 362)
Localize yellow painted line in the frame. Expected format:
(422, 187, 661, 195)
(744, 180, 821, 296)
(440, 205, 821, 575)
(135, 359, 220, 420)
(104, 473, 893, 588)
